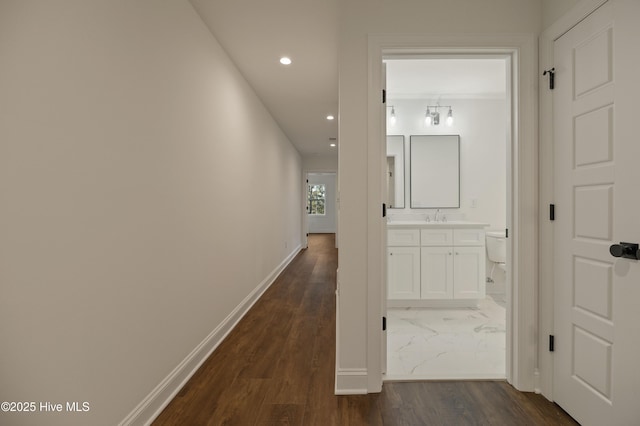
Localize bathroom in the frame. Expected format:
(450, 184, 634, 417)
(384, 57, 509, 380)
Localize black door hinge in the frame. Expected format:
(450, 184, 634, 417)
(382, 89, 386, 104)
(505, 228, 509, 238)
(549, 335, 555, 352)
(550, 204, 555, 221)
(382, 203, 387, 218)
(543, 68, 555, 90)
(382, 316, 387, 331)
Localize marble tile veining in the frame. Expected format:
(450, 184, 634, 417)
(385, 296, 506, 380)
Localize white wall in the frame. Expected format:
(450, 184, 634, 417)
(308, 173, 337, 233)
(387, 98, 507, 231)
(0, 1, 301, 425)
(337, 0, 540, 393)
(542, 0, 581, 28)
(303, 154, 338, 171)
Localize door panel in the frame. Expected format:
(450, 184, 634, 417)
(553, 2, 640, 424)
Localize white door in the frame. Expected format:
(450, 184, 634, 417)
(381, 62, 388, 374)
(553, 2, 640, 424)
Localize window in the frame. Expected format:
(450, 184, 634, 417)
(308, 184, 326, 215)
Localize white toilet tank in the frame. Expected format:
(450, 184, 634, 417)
(486, 231, 506, 263)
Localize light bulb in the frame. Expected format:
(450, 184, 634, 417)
(390, 107, 396, 126)
(425, 108, 432, 126)
(446, 108, 453, 126)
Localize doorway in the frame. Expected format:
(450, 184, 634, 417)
(350, 33, 537, 395)
(306, 172, 337, 234)
(383, 56, 511, 380)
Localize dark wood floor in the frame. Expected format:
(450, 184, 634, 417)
(154, 234, 578, 425)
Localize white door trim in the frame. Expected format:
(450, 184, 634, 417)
(303, 169, 339, 249)
(366, 33, 538, 392)
(538, 0, 609, 401)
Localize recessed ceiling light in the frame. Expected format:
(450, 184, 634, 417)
(279, 57, 292, 65)
(330, 143, 337, 147)
(326, 115, 335, 120)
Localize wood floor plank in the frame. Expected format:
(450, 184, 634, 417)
(154, 234, 578, 426)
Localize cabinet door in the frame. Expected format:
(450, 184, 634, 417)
(387, 247, 421, 299)
(453, 246, 486, 299)
(420, 246, 454, 299)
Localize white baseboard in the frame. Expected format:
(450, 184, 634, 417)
(119, 244, 302, 426)
(335, 368, 369, 395)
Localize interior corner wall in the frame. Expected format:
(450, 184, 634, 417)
(0, 1, 301, 425)
(337, 0, 541, 393)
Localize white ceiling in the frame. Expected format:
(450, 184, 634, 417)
(188, 2, 507, 158)
(189, 0, 339, 157)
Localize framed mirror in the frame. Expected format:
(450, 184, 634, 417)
(410, 135, 460, 208)
(386, 135, 405, 208)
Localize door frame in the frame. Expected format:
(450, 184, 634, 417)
(367, 33, 538, 392)
(538, 0, 610, 401)
(303, 169, 339, 249)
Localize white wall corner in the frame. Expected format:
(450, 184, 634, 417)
(118, 245, 302, 426)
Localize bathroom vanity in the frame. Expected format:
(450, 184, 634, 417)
(387, 221, 488, 308)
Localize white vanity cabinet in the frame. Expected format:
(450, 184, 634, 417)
(387, 229, 421, 299)
(387, 222, 487, 307)
(421, 228, 486, 300)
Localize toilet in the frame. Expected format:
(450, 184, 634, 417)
(486, 230, 506, 279)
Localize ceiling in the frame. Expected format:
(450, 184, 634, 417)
(189, 0, 339, 158)
(188, 2, 507, 158)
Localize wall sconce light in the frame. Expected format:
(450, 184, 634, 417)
(387, 105, 397, 126)
(425, 105, 454, 127)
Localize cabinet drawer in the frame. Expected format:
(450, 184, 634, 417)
(388, 229, 420, 246)
(453, 229, 485, 246)
(420, 229, 453, 246)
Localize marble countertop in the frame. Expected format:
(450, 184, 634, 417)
(387, 220, 489, 228)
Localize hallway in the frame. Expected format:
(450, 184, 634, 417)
(154, 234, 576, 425)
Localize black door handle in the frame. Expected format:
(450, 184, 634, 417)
(609, 242, 640, 260)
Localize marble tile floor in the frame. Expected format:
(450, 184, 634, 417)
(385, 295, 507, 381)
